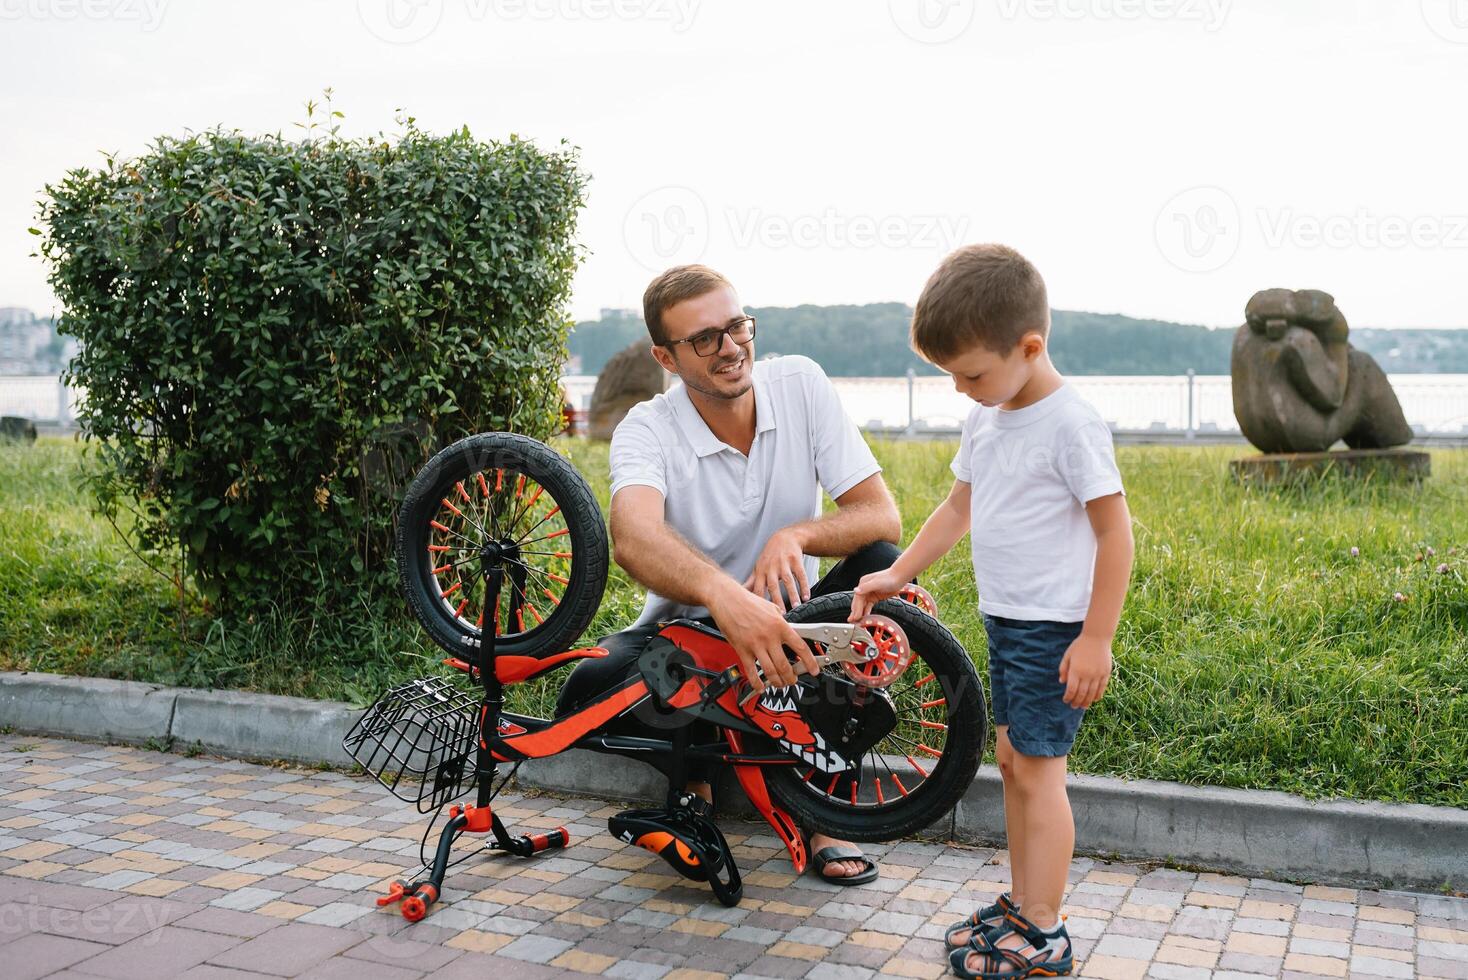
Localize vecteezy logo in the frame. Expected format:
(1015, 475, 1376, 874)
(1422, 0, 1468, 42)
(1154, 186, 1242, 273)
(622, 186, 710, 272)
(888, 0, 975, 43)
(358, 0, 444, 44)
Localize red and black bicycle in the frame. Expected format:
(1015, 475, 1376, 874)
(345, 432, 985, 919)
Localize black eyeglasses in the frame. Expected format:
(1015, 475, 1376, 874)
(665, 316, 756, 357)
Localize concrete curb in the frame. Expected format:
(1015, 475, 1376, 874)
(0, 671, 357, 768)
(2, 670, 1463, 891)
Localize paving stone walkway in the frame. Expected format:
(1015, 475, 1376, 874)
(0, 734, 1464, 979)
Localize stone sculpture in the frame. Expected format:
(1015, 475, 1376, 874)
(1231, 289, 1412, 454)
(588, 341, 670, 440)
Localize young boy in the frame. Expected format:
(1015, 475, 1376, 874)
(850, 244, 1134, 978)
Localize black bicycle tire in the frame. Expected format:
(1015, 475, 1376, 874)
(396, 432, 608, 662)
(764, 592, 985, 842)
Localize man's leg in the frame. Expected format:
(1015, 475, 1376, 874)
(808, 540, 904, 598)
(800, 541, 903, 880)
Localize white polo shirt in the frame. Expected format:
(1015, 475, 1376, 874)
(610, 355, 882, 627)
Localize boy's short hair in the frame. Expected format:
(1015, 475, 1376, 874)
(910, 244, 1050, 362)
(642, 265, 732, 346)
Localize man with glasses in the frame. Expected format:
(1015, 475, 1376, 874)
(556, 264, 903, 884)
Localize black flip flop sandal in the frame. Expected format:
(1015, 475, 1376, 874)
(809, 845, 879, 886)
(944, 892, 1018, 950)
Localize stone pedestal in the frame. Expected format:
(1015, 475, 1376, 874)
(1230, 447, 1431, 484)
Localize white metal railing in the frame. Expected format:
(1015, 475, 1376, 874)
(7, 374, 1467, 438)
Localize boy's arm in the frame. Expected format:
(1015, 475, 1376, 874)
(848, 479, 971, 621)
(1059, 492, 1135, 708)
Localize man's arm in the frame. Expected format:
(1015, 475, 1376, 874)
(743, 472, 901, 610)
(609, 485, 817, 693)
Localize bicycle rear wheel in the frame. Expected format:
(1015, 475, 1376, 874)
(397, 433, 608, 662)
(766, 592, 986, 842)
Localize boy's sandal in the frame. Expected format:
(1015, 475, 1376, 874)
(944, 892, 1019, 950)
(948, 911, 1073, 979)
(809, 846, 879, 886)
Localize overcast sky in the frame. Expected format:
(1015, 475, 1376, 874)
(2, 0, 1465, 328)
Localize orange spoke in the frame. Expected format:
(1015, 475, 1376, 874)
(432, 564, 452, 575)
(905, 754, 930, 778)
(915, 673, 937, 687)
(515, 474, 525, 498)
(916, 744, 943, 758)
(453, 599, 469, 617)
(543, 527, 569, 540)
(527, 604, 544, 625)
(545, 572, 569, 586)
(442, 498, 464, 518)
(919, 698, 946, 709)
(526, 486, 544, 508)
(456, 481, 471, 503)
(826, 774, 840, 795)
(441, 582, 462, 598)
(516, 609, 526, 633)
(875, 778, 885, 804)
(428, 545, 450, 553)
(542, 588, 560, 606)
(476, 472, 490, 496)
(430, 520, 451, 533)
(801, 768, 815, 782)
(892, 774, 909, 796)
(919, 721, 948, 731)
(850, 780, 858, 805)
(495, 468, 504, 492)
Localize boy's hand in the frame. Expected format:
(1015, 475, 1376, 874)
(848, 569, 907, 622)
(1058, 634, 1112, 708)
(743, 528, 810, 612)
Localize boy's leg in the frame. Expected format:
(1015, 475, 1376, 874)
(1006, 751, 1071, 928)
(995, 726, 1027, 909)
(946, 725, 1026, 951)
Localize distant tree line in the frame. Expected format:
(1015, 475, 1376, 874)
(568, 305, 1468, 376)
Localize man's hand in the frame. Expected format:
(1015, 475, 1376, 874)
(742, 528, 810, 612)
(848, 568, 907, 622)
(1058, 633, 1113, 709)
(708, 582, 820, 695)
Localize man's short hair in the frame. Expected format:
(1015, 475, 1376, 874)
(909, 244, 1050, 362)
(642, 265, 732, 347)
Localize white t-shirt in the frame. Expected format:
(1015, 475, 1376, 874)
(611, 355, 882, 627)
(950, 384, 1124, 623)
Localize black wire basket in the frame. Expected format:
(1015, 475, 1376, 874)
(343, 676, 479, 813)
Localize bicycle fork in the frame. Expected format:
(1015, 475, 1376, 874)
(378, 565, 570, 922)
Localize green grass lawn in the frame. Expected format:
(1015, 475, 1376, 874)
(3, 436, 1465, 807)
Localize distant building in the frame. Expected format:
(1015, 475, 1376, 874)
(0, 308, 73, 375)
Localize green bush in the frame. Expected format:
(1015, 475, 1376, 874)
(35, 110, 586, 611)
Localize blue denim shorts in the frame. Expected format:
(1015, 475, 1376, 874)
(983, 614, 1087, 758)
